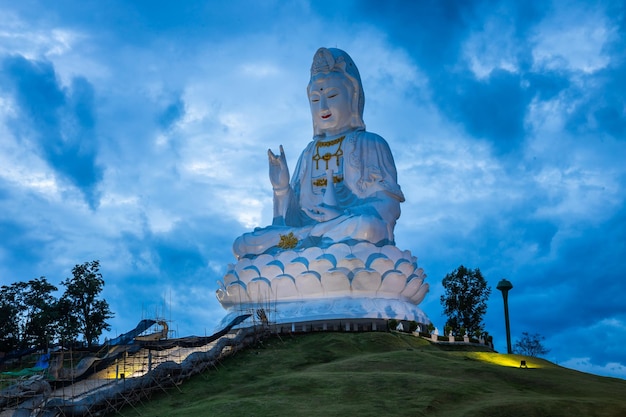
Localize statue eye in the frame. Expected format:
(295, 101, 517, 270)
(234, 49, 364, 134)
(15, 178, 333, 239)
(327, 93, 338, 99)
(311, 97, 320, 103)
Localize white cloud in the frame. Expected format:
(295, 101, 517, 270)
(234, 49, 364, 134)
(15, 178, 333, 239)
(531, 2, 615, 73)
(462, 11, 521, 79)
(0, 13, 80, 59)
(1, 2, 625, 383)
(561, 357, 626, 380)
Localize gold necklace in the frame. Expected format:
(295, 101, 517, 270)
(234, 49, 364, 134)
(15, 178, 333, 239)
(313, 136, 345, 170)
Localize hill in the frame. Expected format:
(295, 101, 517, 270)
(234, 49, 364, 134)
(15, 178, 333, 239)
(113, 331, 626, 417)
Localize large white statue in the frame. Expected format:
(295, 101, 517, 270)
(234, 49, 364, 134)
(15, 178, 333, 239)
(217, 48, 429, 326)
(234, 47, 404, 258)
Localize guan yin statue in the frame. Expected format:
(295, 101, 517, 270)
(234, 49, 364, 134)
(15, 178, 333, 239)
(216, 47, 429, 327)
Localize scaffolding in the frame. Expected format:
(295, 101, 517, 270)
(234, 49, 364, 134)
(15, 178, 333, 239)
(0, 314, 256, 417)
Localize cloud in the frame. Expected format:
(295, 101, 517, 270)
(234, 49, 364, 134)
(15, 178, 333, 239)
(1, 0, 625, 381)
(0, 55, 103, 207)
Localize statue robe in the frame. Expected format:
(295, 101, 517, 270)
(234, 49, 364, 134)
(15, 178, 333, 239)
(233, 129, 405, 258)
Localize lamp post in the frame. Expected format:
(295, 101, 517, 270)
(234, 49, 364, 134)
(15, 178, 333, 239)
(497, 279, 513, 354)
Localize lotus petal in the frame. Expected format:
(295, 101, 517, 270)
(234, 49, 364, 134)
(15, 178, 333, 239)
(233, 258, 253, 276)
(273, 275, 299, 300)
(309, 258, 334, 273)
(402, 250, 416, 263)
(321, 269, 351, 295)
(400, 275, 424, 300)
(301, 246, 324, 260)
(352, 241, 378, 260)
(351, 269, 381, 293)
(365, 252, 387, 268)
(225, 282, 249, 304)
(253, 254, 275, 268)
(295, 272, 324, 298)
(410, 282, 430, 304)
(369, 257, 395, 275)
(284, 261, 308, 277)
(247, 278, 273, 303)
(258, 264, 283, 280)
(276, 250, 298, 265)
(223, 272, 239, 287)
(267, 260, 285, 272)
(336, 256, 365, 271)
(317, 253, 337, 268)
(324, 242, 351, 259)
(381, 245, 402, 263)
(291, 256, 309, 269)
(378, 270, 407, 297)
(238, 266, 261, 283)
(394, 259, 415, 277)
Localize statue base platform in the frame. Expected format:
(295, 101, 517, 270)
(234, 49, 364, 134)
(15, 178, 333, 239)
(216, 296, 430, 330)
(216, 241, 430, 327)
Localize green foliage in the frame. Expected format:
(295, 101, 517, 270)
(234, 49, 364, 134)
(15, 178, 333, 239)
(513, 332, 550, 357)
(0, 286, 21, 351)
(0, 278, 57, 350)
(61, 260, 114, 348)
(0, 260, 114, 353)
(22, 277, 58, 349)
(440, 265, 491, 337)
(387, 319, 398, 330)
(427, 322, 435, 334)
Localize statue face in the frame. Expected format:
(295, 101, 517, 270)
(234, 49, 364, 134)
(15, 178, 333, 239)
(308, 73, 353, 136)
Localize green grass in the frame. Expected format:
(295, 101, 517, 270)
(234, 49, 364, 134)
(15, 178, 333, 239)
(113, 332, 626, 417)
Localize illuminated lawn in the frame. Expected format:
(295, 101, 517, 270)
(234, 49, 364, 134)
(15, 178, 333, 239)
(113, 331, 626, 417)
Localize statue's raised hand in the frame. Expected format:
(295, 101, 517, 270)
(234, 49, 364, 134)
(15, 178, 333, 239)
(268, 145, 290, 192)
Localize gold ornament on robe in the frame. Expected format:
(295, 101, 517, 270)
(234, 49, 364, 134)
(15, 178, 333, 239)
(277, 232, 298, 249)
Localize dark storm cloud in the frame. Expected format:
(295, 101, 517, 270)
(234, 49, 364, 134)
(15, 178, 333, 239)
(0, 55, 102, 207)
(442, 69, 530, 151)
(352, 1, 600, 153)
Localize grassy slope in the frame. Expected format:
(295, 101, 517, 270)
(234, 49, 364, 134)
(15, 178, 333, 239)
(114, 332, 626, 417)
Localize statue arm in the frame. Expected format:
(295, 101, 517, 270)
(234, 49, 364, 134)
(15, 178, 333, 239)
(343, 132, 404, 223)
(268, 145, 292, 225)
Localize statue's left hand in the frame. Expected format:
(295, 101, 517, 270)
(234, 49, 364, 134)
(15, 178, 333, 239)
(305, 204, 343, 222)
(268, 145, 290, 192)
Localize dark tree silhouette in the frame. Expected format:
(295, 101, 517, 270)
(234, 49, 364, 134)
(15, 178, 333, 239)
(513, 332, 550, 357)
(60, 261, 114, 348)
(440, 265, 491, 337)
(0, 278, 57, 350)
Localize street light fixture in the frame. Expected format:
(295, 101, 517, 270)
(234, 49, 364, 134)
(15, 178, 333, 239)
(496, 278, 513, 354)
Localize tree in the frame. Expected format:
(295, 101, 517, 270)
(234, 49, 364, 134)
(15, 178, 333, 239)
(60, 261, 114, 348)
(440, 265, 491, 337)
(21, 277, 58, 349)
(0, 285, 21, 352)
(513, 332, 550, 357)
(56, 295, 81, 347)
(0, 278, 57, 351)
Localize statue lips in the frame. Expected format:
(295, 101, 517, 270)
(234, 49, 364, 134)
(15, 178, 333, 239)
(321, 113, 332, 119)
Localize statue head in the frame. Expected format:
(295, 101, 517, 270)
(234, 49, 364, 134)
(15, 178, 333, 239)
(307, 47, 365, 136)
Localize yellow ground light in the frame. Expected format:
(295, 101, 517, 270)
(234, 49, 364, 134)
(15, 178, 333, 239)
(468, 352, 551, 369)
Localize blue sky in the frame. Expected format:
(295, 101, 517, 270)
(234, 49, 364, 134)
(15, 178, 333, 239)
(1, 0, 625, 379)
